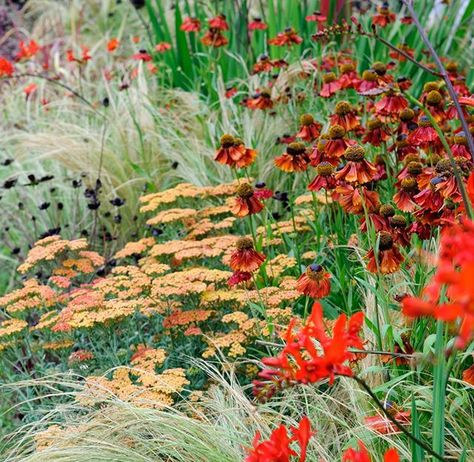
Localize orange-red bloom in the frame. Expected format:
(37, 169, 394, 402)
(296, 264, 331, 298)
(230, 237, 266, 272)
(330, 101, 360, 132)
(320, 72, 342, 98)
(343, 442, 400, 462)
(268, 28, 303, 47)
(229, 182, 271, 217)
(275, 142, 310, 172)
(201, 29, 228, 47)
(155, 42, 171, 53)
(208, 14, 229, 31)
(181, 17, 201, 32)
(366, 232, 404, 274)
(107, 38, 120, 52)
(248, 18, 268, 31)
(245, 416, 314, 462)
(0, 57, 14, 76)
(16, 40, 40, 61)
(335, 146, 377, 184)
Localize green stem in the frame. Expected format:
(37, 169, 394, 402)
(432, 320, 446, 457)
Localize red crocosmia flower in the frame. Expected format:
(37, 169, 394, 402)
(230, 183, 270, 217)
(66, 49, 76, 62)
(463, 363, 474, 385)
(180, 17, 201, 32)
(320, 72, 342, 97)
(342, 441, 371, 462)
(132, 50, 152, 61)
(275, 142, 310, 172)
(254, 302, 365, 399)
(306, 11, 326, 22)
(16, 40, 40, 61)
(107, 38, 120, 52)
(0, 57, 14, 76)
(335, 184, 380, 215)
(372, 4, 396, 27)
(155, 42, 171, 53)
(330, 101, 360, 132)
(245, 416, 314, 462)
(268, 28, 303, 47)
(325, 125, 356, 159)
(229, 237, 266, 272)
(24, 83, 37, 97)
(364, 408, 411, 434)
(201, 29, 228, 47)
(375, 89, 408, 118)
(366, 231, 404, 274)
(362, 119, 390, 146)
(228, 270, 252, 287)
(296, 264, 331, 299)
(408, 116, 439, 147)
(296, 114, 321, 142)
(335, 145, 377, 184)
(248, 17, 268, 31)
(246, 88, 273, 110)
(81, 46, 91, 61)
(308, 162, 336, 191)
(208, 14, 229, 30)
(384, 448, 400, 462)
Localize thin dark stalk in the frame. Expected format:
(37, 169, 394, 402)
(401, 0, 474, 161)
(350, 375, 448, 462)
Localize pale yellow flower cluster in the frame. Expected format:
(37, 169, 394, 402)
(0, 318, 28, 338)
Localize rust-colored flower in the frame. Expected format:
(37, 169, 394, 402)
(362, 119, 390, 146)
(366, 232, 404, 274)
(330, 101, 360, 132)
(308, 162, 336, 191)
(248, 18, 268, 31)
(230, 237, 266, 272)
(229, 182, 271, 217)
(325, 125, 355, 159)
(246, 87, 273, 110)
(320, 72, 342, 98)
(296, 264, 331, 298)
(201, 29, 228, 47)
(275, 142, 310, 172)
(296, 114, 321, 142)
(372, 4, 396, 28)
(208, 14, 229, 30)
(181, 17, 201, 32)
(214, 134, 245, 166)
(268, 27, 303, 47)
(335, 145, 377, 184)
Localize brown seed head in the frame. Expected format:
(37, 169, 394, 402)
(236, 182, 254, 199)
(335, 101, 351, 115)
(372, 61, 387, 75)
(401, 177, 418, 191)
(378, 231, 394, 250)
(344, 145, 365, 161)
(287, 142, 306, 156)
(379, 204, 395, 218)
(399, 108, 415, 121)
(362, 70, 378, 81)
(407, 161, 423, 175)
(317, 162, 335, 176)
(391, 214, 407, 228)
(300, 113, 314, 126)
(367, 119, 383, 130)
(236, 237, 254, 251)
(329, 124, 346, 139)
(426, 90, 442, 105)
(220, 134, 235, 147)
(423, 81, 440, 93)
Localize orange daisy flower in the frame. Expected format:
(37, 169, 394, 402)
(274, 142, 310, 172)
(335, 145, 377, 184)
(366, 232, 404, 274)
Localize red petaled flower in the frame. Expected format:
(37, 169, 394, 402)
(248, 18, 268, 31)
(275, 142, 310, 172)
(362, 119, 391, 146)
(402, 217, 474, 348)
(107, 38, 120, 52)
(246, 88, 273, 110)
(16, 40, 40, 61)
(253, 302, 364, 399)
(268, 28, 303, 47)
(0, 57, 15, 76)
(408, 116, 439, 147)
(335, 184, 380, 215)
(343, 442, 400, 462)
(228, 270, 252, 287)
(296, 264, 331, 298)
(131, 50, 152, 62)
(330, 101, 361, 132)
(364, 406, 411, 435)
(325, 125, 356, 159)
(180, 17, 201, 32)
(308, 162, 336, 191)
(201, 29, 228, 47)
(229, 183, 271, 217)
(214, 134, 257, 168)
(296, 114, 321, 142)
(366, 232, 404, 274)
(229, 237, 266, 272)
(375, 89, 408, 118)
(320, 72, 342, 98)
(372, 5, 396, 28)
(339, 62, 360, 90)
(155, 42, 172, 53)
(245, 416, 314, 462)
(335, 145, 377, 184)
(306, 11, 326, 22)
(208, 14, 229, 30)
